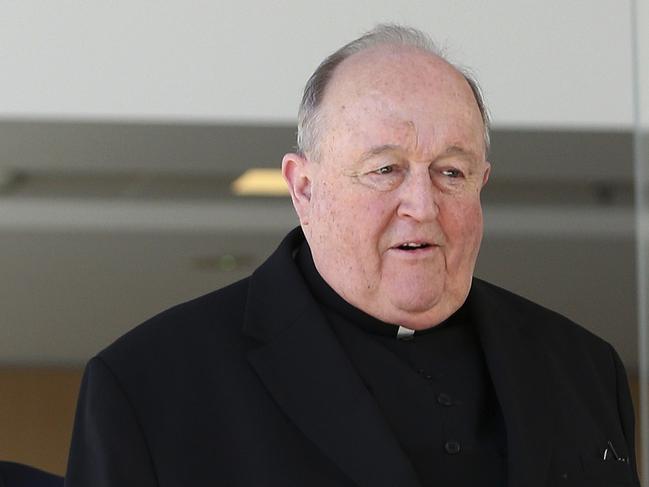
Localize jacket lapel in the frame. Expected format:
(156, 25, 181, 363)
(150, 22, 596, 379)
(470, 279, 555, 487)
(244, 229, 421, 487)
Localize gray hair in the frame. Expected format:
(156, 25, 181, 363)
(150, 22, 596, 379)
(296, 24, 491, 159)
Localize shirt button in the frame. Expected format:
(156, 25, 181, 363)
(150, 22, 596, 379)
(437, 393, 454, 406)
(444, 441, 461, 455)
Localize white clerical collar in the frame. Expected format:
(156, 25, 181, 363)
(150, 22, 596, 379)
(396, 326, 416, 340)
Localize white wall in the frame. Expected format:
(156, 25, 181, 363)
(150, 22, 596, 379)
(0, 0, 634, 127)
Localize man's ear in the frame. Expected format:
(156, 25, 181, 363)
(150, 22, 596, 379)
(282, 152, 312, 225)
(481, 161, 491, 188)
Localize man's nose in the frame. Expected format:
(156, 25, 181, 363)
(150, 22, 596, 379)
(396, 172, 439, 222)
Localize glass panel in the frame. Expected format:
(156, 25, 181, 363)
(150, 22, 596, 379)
(632, 0, 649, 484)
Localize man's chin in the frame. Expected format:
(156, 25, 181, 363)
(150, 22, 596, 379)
(378, 290, 456, 329)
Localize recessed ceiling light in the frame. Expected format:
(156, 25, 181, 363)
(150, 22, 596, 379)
(231, 169, 288, 196)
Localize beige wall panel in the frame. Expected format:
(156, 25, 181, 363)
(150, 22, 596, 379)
(0, 368, 82, 476)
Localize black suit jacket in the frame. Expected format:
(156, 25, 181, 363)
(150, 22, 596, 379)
(0, 462, 62, 487)
(65, 228, 640, 487)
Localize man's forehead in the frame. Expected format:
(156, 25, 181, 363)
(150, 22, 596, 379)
(324, 93, 483, 156)
(314, 44, 486, 160)
(319, 46, 476, 133)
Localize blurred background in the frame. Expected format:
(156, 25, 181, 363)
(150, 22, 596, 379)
(0, 0, 647, 483)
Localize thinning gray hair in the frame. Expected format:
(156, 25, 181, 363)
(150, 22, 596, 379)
(296, 24, 491, 159)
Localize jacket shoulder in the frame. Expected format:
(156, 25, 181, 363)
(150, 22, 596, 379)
(473, 278, 613, 352)
(97, 277, 252, 373)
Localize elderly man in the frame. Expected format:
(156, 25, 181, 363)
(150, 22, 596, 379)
(66, 25, 640, 487)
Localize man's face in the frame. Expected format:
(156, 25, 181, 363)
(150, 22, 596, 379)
(284, 46, 490, 328)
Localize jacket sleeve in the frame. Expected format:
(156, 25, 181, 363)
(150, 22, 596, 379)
(65, 357, 158, 487)
(609, 344, 641, 485)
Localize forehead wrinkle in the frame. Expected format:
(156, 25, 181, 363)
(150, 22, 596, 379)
(350, 118, 421, 162)
(359, 144, 402, 161)
(373, 119, 421, 156)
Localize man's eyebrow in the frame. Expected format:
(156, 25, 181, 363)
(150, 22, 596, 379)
(443, 145, 475, 157)
(359, 144, 402, 161)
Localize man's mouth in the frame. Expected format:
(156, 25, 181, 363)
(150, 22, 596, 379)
(395, 242, 432, 251)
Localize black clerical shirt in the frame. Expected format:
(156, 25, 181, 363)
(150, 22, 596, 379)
(297, 243, 507, 487)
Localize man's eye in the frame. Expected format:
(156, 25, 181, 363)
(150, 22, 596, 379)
(374, 166, 394, 175)
(442, 168, 463, 178)
(356, 164, 403, 191)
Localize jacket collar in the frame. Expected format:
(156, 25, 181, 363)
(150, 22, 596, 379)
(244, 228, 421, 487)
